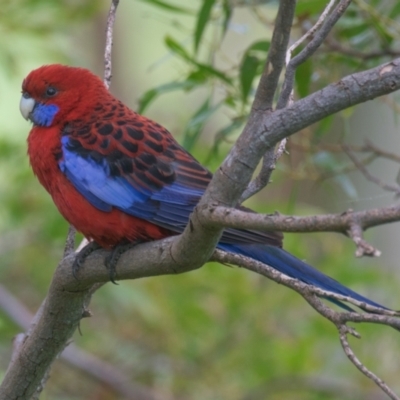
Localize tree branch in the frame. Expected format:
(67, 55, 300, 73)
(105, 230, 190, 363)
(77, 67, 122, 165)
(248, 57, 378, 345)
(343, 144, 400, 195)
(239, 0, 344, 204)
(212, 249, 400, 396)
(0, 284, 163, 400)
(251, 0, 296, 112)
(338, 326, 400, 400)
(239, 138, 287, 203)
(104, 0, 119, 90)
(324, 36, 400, 61)
(3, 2, 400, 399)
(240, 0, 295, 201)
(203, 203, 400, 238)
(208, 58, 400, 212)
(212, 249, 398, 319)
(277, 0, 339, 110)
(4, 47, 399, 400)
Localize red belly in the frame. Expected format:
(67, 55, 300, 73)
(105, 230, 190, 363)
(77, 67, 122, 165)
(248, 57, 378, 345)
(53, 173, 172, 248)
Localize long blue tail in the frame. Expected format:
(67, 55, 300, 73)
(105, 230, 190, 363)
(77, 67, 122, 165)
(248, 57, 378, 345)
(218, 243, 386, 311)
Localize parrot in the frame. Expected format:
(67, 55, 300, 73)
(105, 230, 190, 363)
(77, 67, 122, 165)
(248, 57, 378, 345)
(20, 64, 387, 311)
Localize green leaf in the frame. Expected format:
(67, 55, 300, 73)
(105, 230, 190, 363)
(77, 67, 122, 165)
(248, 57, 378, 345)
(194, 0, 216, 53)
(137, 0, 193, 14)
(389, 3, 400, 18)
(238, 40, 270, 104)
(222, 0, 232, 37)
(240, 54, 260, 103)
(165, 35, 192, 61)
(315, 115, 334, 138)
(165, 36, 232, 85)
(182, 98, 220, 151)
(138, 81, 197, 114)
(296, 0, 326, 16)
(186, 70, 208, 84)
(246, 40, 270, 53)
(194, 62, 232, 85)
(295, 57, 312, 98)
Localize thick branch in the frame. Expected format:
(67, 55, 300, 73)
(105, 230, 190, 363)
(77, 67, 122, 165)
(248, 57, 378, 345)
(3, 4, 400, 399)
(0, 284, 162, 400)
(205, 59, 400, 210)
(4, 56, 400, 400)
(0, 278, 93, 399)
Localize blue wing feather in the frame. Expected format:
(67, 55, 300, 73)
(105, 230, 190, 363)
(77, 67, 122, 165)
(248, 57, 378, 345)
(219, 243, 387, 310)
(58, 126, 388, 311)
(60, 137, 202, 227)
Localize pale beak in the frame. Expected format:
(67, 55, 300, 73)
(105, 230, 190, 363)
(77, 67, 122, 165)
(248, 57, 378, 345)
(19, 93, 36, 121)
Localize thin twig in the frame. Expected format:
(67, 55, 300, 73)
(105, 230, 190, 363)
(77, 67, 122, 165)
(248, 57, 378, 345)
(74, 0, 120, 253)
(277, 0, 352, 109)
(251, 0, 297, 112)
(289, 139, 400, 163)
(285, 0, 338, 67)
(364, 139, 400, 163)
(343, 144, 400, 195)
(241, 0, 346, 202)
(1, 2, 122, 399)
(347, 222, 381, 257)
(339, 326, 400, 400)
(240, 138, 287, 202)
(104, 0, 120, 89)
(279, 0, 338, 109)
(213, 249, 399, 318)
(324, 36, 400, 60)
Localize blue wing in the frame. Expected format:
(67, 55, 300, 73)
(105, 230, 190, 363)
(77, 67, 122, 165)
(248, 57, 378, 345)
(58, 116, 388, 311)
(59, 119, 282, 246)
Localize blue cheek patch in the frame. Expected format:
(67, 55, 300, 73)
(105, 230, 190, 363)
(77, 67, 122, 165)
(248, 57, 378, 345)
(32, 103, 59, 127)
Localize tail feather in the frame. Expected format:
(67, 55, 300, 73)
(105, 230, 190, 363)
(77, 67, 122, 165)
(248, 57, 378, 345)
(218, 243, 386, 311)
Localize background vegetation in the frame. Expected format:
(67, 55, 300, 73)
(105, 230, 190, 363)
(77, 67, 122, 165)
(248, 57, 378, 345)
(0, 0, 399, 398)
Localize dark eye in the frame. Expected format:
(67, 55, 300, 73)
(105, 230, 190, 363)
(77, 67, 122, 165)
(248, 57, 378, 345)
(45, 86, 57, 97)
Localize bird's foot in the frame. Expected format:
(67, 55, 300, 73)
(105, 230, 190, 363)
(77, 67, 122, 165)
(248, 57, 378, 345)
(72, 241, 102, 279)
(105, 241, 141, 284)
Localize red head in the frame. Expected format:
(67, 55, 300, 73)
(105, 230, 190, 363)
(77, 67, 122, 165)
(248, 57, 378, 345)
(20, 64, 107, 127)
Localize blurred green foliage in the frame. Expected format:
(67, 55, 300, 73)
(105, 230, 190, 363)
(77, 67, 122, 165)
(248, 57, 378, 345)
(0, 0, 400, 399)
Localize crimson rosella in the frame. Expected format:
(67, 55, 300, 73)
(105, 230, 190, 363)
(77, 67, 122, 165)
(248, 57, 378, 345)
(20, 64, 387, 311)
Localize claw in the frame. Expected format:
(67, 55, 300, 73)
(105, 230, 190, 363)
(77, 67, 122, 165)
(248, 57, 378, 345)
(104, 241, 140, 284)
(72, 241, 102, 279)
